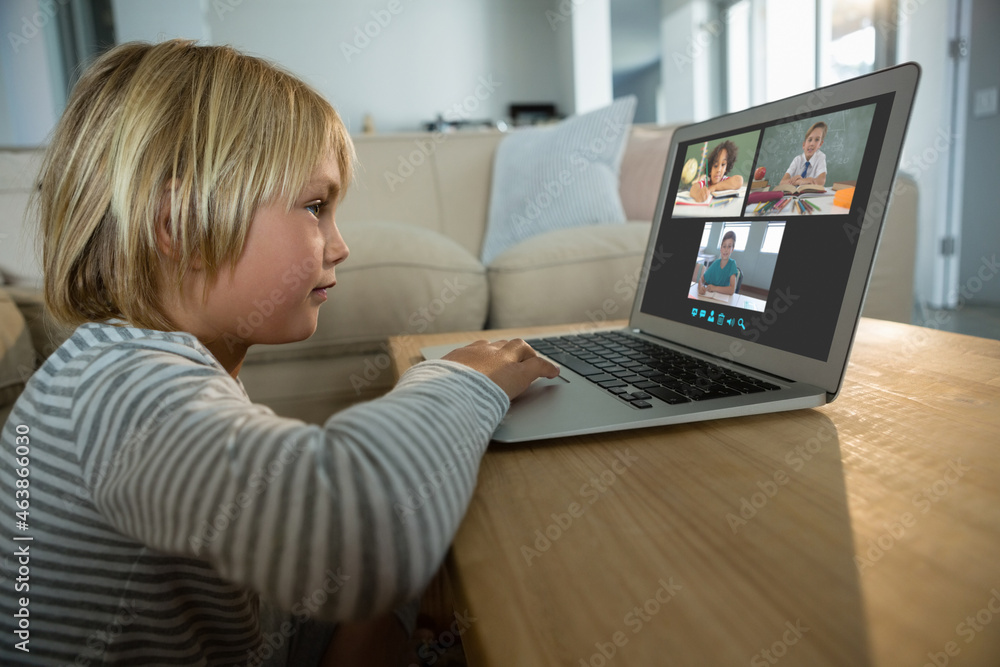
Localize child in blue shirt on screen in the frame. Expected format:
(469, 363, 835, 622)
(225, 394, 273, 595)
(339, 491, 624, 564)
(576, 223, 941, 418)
(698, 231, 740, 296)
(781, 121, 828, 187)
(0, 40, 557, 666)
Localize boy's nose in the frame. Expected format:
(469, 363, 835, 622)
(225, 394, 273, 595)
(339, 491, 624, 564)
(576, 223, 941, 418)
(326, 223, 349, 267)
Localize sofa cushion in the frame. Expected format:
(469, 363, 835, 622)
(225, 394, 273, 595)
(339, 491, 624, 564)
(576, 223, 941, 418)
(479, 96, 637, 266)
(0, 286, 37, 411)
(245, 221, 488, 364)
(619, 126, 676, 223)
(487, 222, 652, 329)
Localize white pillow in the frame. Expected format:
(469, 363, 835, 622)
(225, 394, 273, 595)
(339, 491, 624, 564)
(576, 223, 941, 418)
(480, 96, 637, 266)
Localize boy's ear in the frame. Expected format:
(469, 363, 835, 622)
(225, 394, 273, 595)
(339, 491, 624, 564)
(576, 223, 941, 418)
(155, 182, 203, 269)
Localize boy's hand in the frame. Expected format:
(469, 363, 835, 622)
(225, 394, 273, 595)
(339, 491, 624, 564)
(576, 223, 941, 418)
(442, 339, 560, 401)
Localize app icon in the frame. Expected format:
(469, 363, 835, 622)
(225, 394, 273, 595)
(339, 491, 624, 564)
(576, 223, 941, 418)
(737, 318, 746, 330)
(727, 317, 735, 326)
(708, 310, 715, 323)
(699, 309, 706, 318)
(691, 307, 699, 317)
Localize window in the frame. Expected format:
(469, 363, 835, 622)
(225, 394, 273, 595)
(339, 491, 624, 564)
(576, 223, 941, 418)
(719, 222, 751, 251)
(723, 0, 894, 113)
(818, 0, 877, 86)
(700, 223, 712, 248)
(761, 222, 785, 253)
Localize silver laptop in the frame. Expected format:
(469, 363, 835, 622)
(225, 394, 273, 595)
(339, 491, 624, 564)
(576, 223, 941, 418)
(422, 63, 920, 443)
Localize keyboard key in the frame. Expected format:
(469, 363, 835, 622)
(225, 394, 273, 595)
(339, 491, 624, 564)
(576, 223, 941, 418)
(631, 400, 653, 409)
(628, 391, 651, 400)
(646, 386, 690, 404)
(544, 352, 605, 377)
(634, 380, 660, 390)
(690, 386, 740, 401)
(598, 380, 627, 388)
(585, 373, 615, 383)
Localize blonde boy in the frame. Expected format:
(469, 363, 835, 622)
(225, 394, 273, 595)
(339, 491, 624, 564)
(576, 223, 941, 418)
(781, 121, 828, 187)
(0, 40, 555, 666)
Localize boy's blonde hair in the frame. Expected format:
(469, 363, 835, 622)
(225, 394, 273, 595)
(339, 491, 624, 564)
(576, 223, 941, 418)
(35, 39, 354, 330)
(805, 121, 828, 141)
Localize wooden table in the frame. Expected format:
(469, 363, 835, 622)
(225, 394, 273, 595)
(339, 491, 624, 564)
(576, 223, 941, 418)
(390, 319, 1000, 667)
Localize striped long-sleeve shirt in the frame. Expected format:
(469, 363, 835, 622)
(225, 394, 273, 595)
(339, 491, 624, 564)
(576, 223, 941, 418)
(0, 321, 508, 665)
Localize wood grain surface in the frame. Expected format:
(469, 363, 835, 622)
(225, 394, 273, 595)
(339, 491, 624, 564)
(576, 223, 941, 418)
(391, 319, 1000, 667)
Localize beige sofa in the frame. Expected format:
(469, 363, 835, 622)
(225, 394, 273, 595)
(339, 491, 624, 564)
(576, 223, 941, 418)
(1, 125, 917, 426)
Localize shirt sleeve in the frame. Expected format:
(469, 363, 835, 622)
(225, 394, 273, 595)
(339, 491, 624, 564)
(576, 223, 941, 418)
(813, 152, 827, 178)
(785, 155, 801, 176)
(79, 343, 509, 624)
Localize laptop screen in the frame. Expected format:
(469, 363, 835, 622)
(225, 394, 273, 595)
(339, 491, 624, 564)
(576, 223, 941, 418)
(637, 92, 896, 364)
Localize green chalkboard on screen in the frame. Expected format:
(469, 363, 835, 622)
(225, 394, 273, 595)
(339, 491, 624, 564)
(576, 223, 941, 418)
(753, 103, 877, 188)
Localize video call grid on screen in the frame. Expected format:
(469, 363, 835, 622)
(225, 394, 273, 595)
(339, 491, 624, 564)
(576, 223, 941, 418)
(640, 92, 895, 362)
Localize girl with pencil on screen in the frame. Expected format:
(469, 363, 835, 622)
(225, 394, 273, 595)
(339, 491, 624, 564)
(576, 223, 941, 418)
(689, 140, 744, 203)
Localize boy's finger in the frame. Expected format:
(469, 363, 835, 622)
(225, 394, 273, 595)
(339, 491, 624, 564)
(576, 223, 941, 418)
(525, 356, 561, 378)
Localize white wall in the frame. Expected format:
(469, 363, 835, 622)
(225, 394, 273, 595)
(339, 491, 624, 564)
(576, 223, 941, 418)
(111, 0, 209, 43)
(0, 0, 63, 146)
(568, 0, 613, 114)
(111, 0, 579, 133)
(660, 0, 714, 124)
(897, 0, 959, 308)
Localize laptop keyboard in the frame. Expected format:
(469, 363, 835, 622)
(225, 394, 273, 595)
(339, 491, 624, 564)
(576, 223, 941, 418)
(526, 331, 780, 409)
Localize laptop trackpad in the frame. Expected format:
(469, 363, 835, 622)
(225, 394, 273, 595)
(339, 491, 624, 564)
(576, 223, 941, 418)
(514, 374, 569, 401)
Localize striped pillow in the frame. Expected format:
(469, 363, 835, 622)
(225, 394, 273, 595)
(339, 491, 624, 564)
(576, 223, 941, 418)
(480, 96, 637, 266)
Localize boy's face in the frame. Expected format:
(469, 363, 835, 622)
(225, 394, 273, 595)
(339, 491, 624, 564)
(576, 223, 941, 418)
(710, 149, 728, 184)
(803, 129, 824, 159)
(721, 238, 734, 261)
(196, 151, 349, 347)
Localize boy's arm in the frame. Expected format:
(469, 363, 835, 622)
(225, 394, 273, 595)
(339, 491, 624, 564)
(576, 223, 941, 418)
(83, 347, 508, 625)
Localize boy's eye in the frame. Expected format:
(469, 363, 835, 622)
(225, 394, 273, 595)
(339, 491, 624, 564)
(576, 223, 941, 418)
(305, 202, 323, 217)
